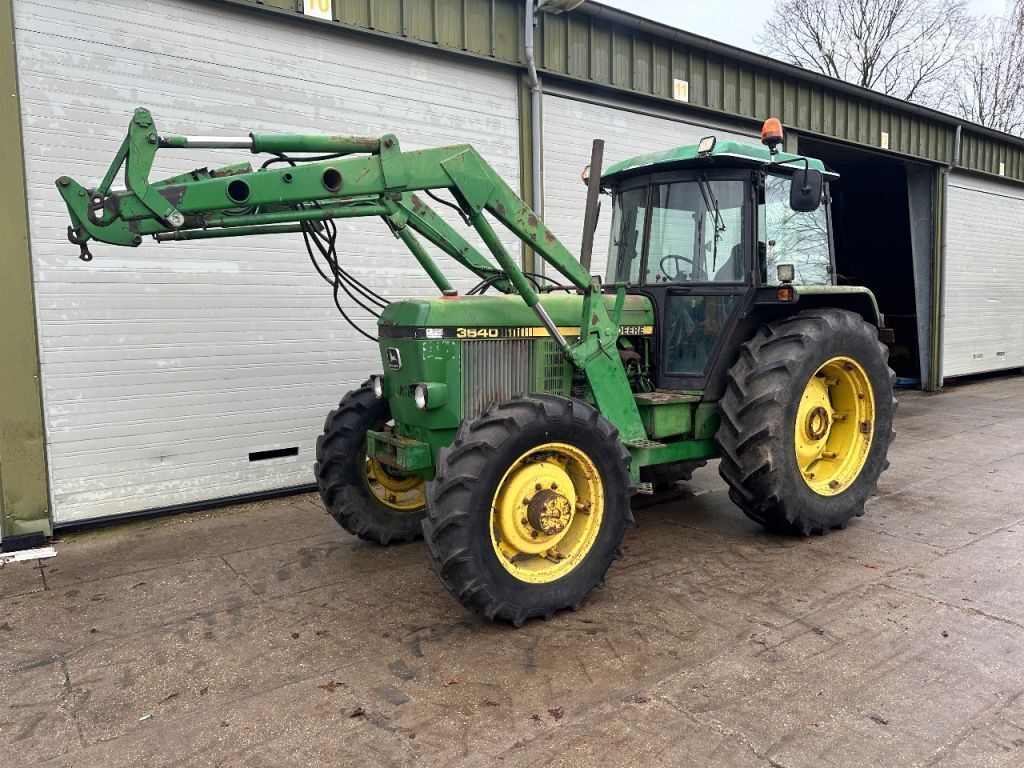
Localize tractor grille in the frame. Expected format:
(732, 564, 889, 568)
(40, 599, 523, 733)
(461, 340, 534, 420)
(460, 339, 573, 421)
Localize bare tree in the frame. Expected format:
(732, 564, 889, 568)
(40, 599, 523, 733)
(953, 1, 1024, 136)
(756, 0, 971, 107)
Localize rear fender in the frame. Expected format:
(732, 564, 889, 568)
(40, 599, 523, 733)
(701, 285, 892, 402)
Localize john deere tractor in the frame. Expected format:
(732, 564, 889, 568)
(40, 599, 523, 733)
(57, 109, 895, 626)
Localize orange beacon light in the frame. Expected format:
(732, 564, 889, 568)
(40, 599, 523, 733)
(761, 117, 784, 154)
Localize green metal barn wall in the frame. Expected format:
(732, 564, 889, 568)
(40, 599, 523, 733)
(220, 0, 1024, 180)
(4, 0, 1024, 534)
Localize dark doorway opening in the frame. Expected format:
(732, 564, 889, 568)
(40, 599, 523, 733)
(799, 137, 925, 382)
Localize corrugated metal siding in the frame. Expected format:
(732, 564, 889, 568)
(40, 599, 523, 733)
(536, 11, 956, 165)
(542, 91, 756, 278)
(960, 130, 1024, 183)
(247, 0, 520, 61)
(220, 0, 1024, 184)
(16, 0, 520, 523)
(942, 172, 1024, 377)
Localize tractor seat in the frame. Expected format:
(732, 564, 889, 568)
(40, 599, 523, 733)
(714, 243, 745, 282)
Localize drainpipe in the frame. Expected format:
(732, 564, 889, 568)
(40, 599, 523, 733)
(524, 0, 542, 222)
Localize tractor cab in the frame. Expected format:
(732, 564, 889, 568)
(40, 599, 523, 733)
(600, 127, 840, 394)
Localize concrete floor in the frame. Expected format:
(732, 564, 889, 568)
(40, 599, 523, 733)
(3, 377, 1024, 767)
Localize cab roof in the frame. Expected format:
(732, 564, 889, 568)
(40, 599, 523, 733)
(602, 139, 836, 183)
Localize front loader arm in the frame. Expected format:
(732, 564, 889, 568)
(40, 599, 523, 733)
(55, 107, 647, 441)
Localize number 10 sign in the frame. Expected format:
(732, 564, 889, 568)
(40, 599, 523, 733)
(303, 0, 332, 20)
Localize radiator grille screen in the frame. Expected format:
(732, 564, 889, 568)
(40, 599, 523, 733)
(461, 340, 534, 420)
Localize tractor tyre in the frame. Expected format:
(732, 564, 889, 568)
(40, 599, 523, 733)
(314, 383, 426, 545)
(717, 309, 896, 535)
(423, 394, 634, 627)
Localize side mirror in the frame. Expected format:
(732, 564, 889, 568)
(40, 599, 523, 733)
(790, 169, 823, 212)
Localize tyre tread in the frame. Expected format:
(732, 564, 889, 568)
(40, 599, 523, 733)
(716, 309, 897, 535)
(424, 394, 633, 626)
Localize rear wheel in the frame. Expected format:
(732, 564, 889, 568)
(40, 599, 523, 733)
(314, 384, 426, 545)
(424, 395, 633, 626)
(717, 309, 896, 535)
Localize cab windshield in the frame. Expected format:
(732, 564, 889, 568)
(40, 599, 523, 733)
(606, 177, 747, 285)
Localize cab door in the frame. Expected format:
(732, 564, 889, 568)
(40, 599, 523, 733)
(637, 171, 754, 390)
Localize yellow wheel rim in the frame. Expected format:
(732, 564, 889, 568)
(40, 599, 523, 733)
(490, 442, 604, 584)
(794, 356, 875, 497)
(364, 456, 425, 512)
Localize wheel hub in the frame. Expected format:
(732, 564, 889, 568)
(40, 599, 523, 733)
(805, 405, 831, 441)
(526, 489, 573, 535)
(490, 442, 604, 584)
(494, 461, 577, 554)
(794, 356, 875, 497)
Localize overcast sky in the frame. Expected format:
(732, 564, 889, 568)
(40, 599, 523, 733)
(599, 0, 1011, 51)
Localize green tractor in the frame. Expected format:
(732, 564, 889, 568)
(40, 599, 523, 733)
(57, 110, 896, 626)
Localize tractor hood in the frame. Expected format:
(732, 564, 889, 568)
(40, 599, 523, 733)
(377, 292, 654, 336)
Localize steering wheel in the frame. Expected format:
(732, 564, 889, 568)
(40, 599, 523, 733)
(659, 254, 695, 280)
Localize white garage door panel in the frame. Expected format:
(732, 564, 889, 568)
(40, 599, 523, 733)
(16, 0, 520, 523)
(943, 173, 1024, 378)
(542, 94, 756, 279)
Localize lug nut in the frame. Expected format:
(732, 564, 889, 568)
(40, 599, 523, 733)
(551, 482, 558, 490)
(535, 483, 542, 491)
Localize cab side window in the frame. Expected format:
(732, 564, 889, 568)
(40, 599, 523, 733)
(760, 174, 831, 285)
(606, 187, 647, 283)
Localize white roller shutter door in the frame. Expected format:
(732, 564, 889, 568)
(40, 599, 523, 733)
(15, 0, 520, 523)
(942, 172, 1024, 378)
(542, 92, 756, 279)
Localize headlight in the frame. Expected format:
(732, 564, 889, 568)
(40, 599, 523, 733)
(413, 384, 428, 410)
(371, 375, 384, 399)
(412, 382, 447, 410)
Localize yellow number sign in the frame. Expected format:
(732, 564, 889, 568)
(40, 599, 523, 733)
(304, 0, 332, 20)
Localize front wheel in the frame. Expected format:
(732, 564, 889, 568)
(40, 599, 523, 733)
(424, 395, 633, 626)
(314, 384, 426, 545)
(717, 309, 896, 535)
